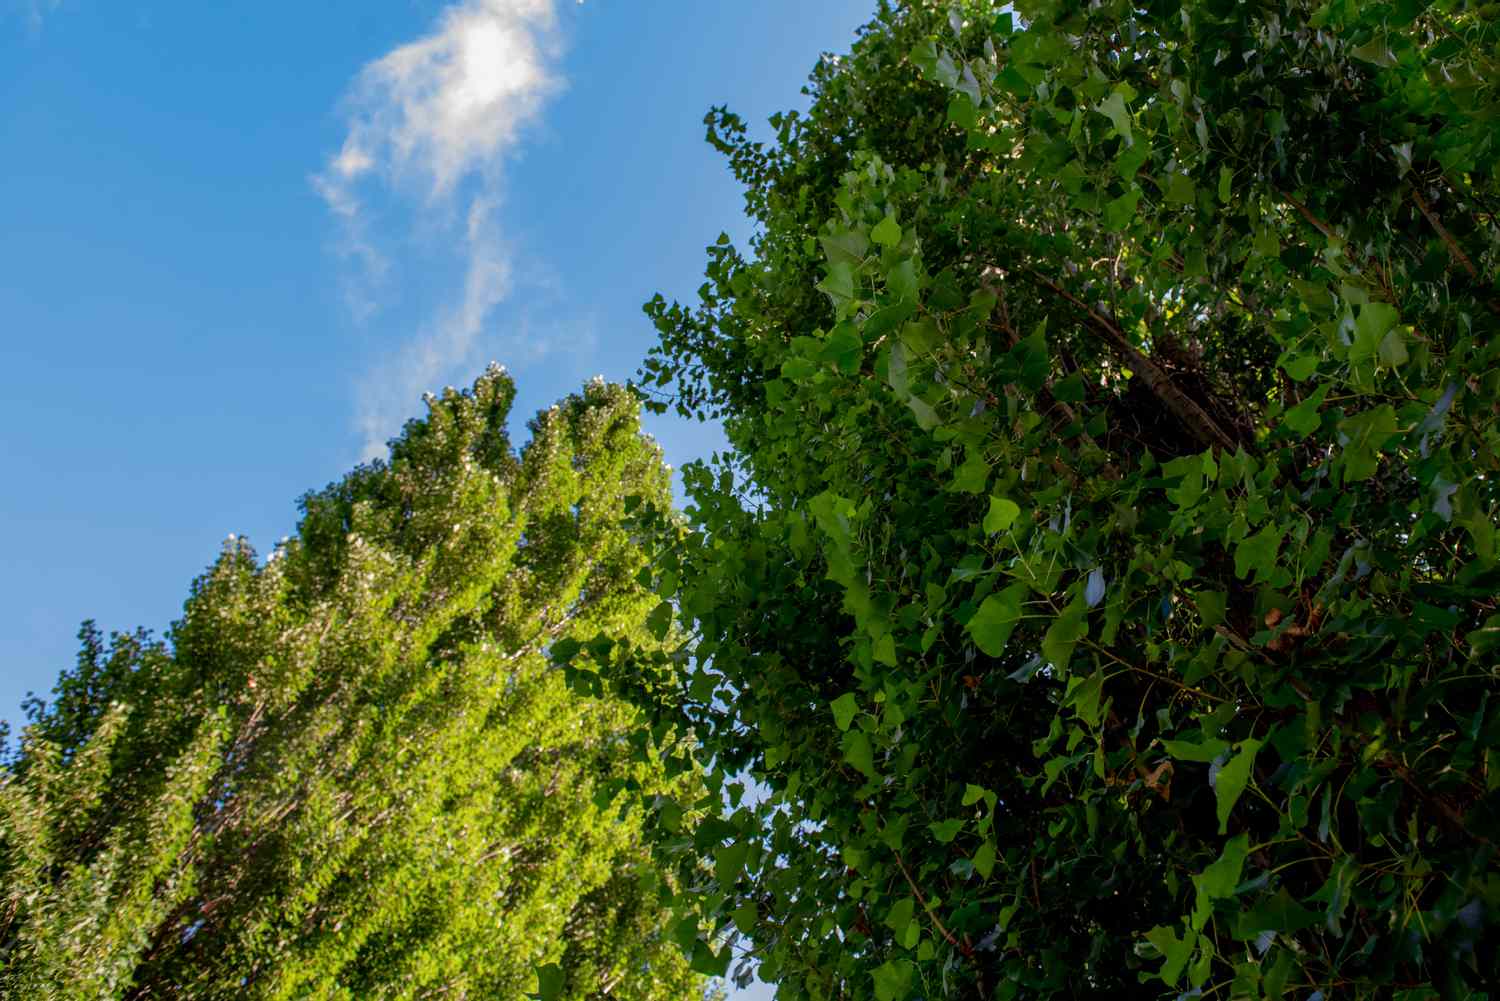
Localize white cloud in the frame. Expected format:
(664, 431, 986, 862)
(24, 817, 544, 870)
(314, 0, 569, 458)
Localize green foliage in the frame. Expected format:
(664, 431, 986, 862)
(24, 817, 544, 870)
(0, 369, 711, 1001)
(563, 1, 1500, 998)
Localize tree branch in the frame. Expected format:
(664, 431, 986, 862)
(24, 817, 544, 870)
(893, 850, 974, 959)
(1411, 186, 1479, 280)
(1025, 269, 1240, 453)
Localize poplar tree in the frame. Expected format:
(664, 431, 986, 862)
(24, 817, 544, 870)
(562, 1, 1500, 998)
(0, 369, 709, 1001)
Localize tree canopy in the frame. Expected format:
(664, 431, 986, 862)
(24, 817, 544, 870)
(0, 370, 711, 1001)
(559, 1, 1500, 998)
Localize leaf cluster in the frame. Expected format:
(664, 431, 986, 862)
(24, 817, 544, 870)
(561, 2, 1500, 998)
(0, 370, 710, 1001)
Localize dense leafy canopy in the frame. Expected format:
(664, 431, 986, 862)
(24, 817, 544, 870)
(0, 370, 711, 1001)
(560, 1, 1500, 998)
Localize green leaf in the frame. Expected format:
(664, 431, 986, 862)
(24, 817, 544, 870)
(887, 259, 920, 302)
(646, 601, 673, 640)
(549, 636, 582, 664)
(1116, 142, 1150, 182)
(933, 49, 961, 89)
(1217, 165, 1233, 204)
(1234, 524, 1282, 582)
(947, 93, 977, 130)
(1103, 188, 1142, 231)
(1214, 739, 1262, 834)
(996, 65, 1031, 97)
(973, 839, 996, 878)
(690, 940, 731, 977)
(1455, 490, 1496, 565)
(910, 38, 938, 78)
(899, 316, 940, 353)
(818, 260, 856, 302)
(887, 341, 939, 431)
(1144, 925, 1197, 984)
(1000, 324, 1050, 391)
(820, 227, 868, 265)
(530, 963, 566, 1001)
(820, 324, 864, 373)
(1262, 946, 1296, 998)
(1194, 591, 1227, 628)
(864, 301, 917, 340)
(1041, 600, 1088, 668)
(657, 798, 684, 833)
(907, 395, 940, 431)
(1052, 371, 1086, 403)
(871, 214, 902, 248)
(842, 730, 878, 778)
(962, 783, 991, 807)
(714, 841, 749, 885)
(1189, 941, 1213, 989)
(1198, 833, 1250, 898)
(953, 450, 990, 494)
(1356, 301, 1400, 347)
(885, 897, 915, 935)
(1096, 89, 1133, 141)
(872, 959, 915, 1001)
(1338, 405, 1398, 482)
(929, 818, 964, 843)
(1191, 832, 1250, 930)
(954, 62, 980, 106)
(1377, 327, 1409, 368)
(967, 584, 1026, 657)
(873, 633, 898, 666)
(1166, 455, 1204, 509)
(1349, 302, 1400, 370)
(887, 340, 911, 396)
(984, 496, 1021, 533)
(1280, 352, 1319, 381)
(830, 692, 859, 732)
(1066, 669, 1105, 727)
(1283, 383, 1330, 437)
(731, 903, 758, 935)
(1235, 889, 1320, 939)
(1161, 737, 1231, 763)
(900, 921, 920, 949)
(1165, 172, 1196, 205)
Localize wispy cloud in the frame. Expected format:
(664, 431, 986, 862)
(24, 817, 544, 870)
(314, 0, 568, 459)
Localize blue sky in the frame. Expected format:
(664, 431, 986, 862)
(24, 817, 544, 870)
(1, 0, 870, 716)
(5, 0, 877, 976)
